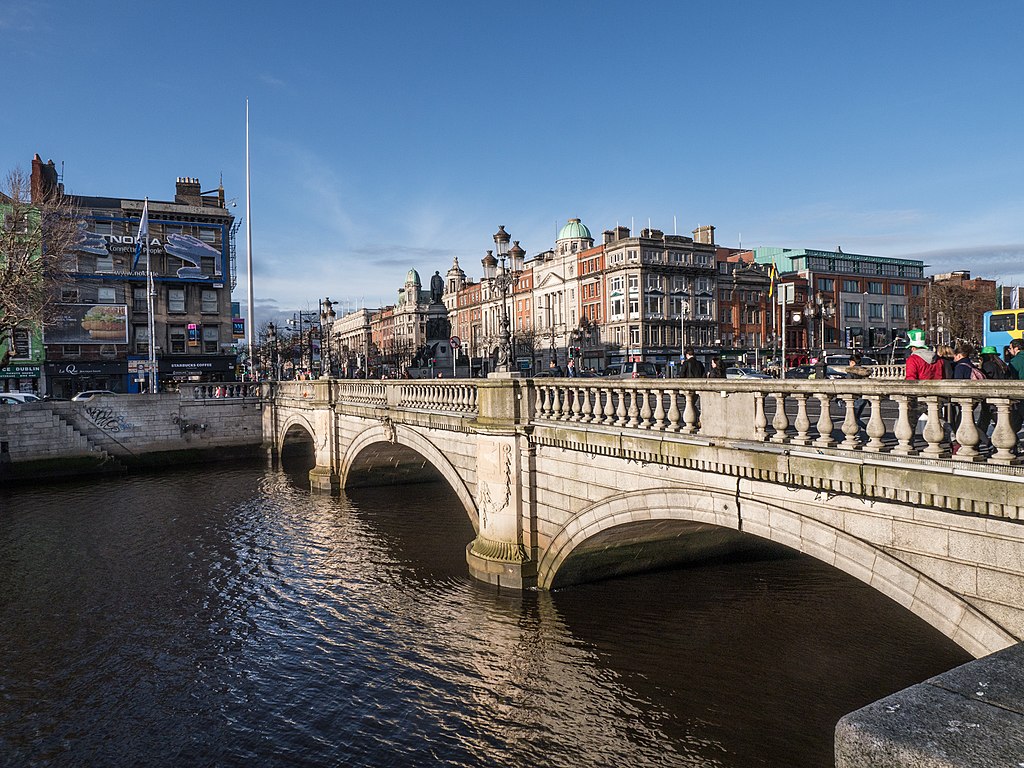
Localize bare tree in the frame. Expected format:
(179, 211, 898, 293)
(0, 167, 82, 368)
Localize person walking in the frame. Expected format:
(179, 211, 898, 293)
(706, 356, 727, 379)
(680, 347, 705, 378)
(566, 359, 578, 378)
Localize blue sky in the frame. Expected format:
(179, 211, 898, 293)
(3, 1, 1022, 324)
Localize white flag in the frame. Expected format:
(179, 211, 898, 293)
(133, 198, 149, 270)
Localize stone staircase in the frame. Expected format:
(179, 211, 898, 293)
(0, 404, 123, 470)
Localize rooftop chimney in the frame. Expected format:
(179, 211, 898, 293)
(175, 176, 202, 205)
(30, 153, 62, 203)
(692, 225, 716, 245)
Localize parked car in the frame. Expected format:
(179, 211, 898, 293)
(725, 367, 773, 380)
(824, 354, 877, 367)
(0, 392, 42, 403)
(71, 390, 120, 401)
(785, 365, 850, 380)
(605, 361, 659, 379)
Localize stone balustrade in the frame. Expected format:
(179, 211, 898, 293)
(182, 383, 262, 400)
(396, 381, 478, 414)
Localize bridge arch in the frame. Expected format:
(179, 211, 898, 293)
(277, 412, 321, 460)
(340, 424, 479, 529)
(537, 488, 1014, 658)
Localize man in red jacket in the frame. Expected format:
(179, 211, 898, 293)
(904, 329, 944, 380)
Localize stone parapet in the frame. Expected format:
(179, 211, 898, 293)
(836, 642, 1024, 767)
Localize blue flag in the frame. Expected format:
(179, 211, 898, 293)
(133, 198, 149, 270)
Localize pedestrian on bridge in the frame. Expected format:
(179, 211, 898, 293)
(680, 347, 705, 378)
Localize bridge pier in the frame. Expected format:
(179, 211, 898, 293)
(466, 380, 538, 589)
(309, 465, 340, 495)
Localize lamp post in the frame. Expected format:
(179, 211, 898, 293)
(289, 310, 318, 378)
(319, 296, 337, 379)
(266, 322, 277, 380)
(489, 225, 525, 374)
(671, 286, 691, 374)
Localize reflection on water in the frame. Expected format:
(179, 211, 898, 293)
(0, 464, 969, 767)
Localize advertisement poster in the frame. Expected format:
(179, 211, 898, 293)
(43, 304, 129, 345)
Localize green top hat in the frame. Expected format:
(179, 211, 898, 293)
(906, 329, 928, 348)
(981, 345, 998, 355)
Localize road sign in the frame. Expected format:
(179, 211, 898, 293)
(449, 335, 462, 348)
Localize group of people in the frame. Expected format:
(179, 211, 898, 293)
(903, 331, 1024, 451)
(905, 332, 1024, 382)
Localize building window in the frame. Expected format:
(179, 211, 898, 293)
(868, 303, 884, 320)
(628, 275, 639, 292)
(868, 282, 883, 294)
(133, 288, 147, 313)
(629, 325, 641, 345)
(842, 280, 859, 293)
(202, 326, 219, 354)
(201, 290, 218, 313)
(628, 298, 640, 317)
(891, 304, 906, 320)
(844, 302, 861, 319)
(911, 285, 923, 297)
(818, 278, 835, 292)
(62, 288, 79, 302)
(645, 296, 662, 316)
(889, 283, 906, 296)
(201, 257, 217, 275)
(97, 287, 116, 304)
(168, 288, 186, 313)
(95, 253, 114, 273)
(169, 326, 186, 354)
(134, 325, 149, 355)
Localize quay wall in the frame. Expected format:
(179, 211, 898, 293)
(0, 386, 264, 480)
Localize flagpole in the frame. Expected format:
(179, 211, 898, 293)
(144, 198, 157, 393)
(245, 99, 256, 381)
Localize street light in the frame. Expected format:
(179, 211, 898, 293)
(266, 322, 279, 380)
(671, 285, 691, 373)
(288, 311, 318, 378)
(489, 225, 525, 374)
(319, 296, 337, 379)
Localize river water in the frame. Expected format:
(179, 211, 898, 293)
(0, 462, 969, 767)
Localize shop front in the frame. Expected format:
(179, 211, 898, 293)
(45, 361, 128, 400)
(0, 363, 42, 396)
(159, 355, 237, 390)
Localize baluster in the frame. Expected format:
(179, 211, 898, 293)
(792, 393, 811, 445)
(667, 389, 681, 432)
(602, 387, 615, 425)
(538, 384, 550, 418)
(920, 395, 950, 459)
(754, 393, 767, 440)
(614, 386, 628, 426)
(580, 386, 594, 423)
(989, 398, 1021, 465)
(571, 385, 583, 421)
(561, 386, 575, 421)
(839, 394, 862, 450)
(550, 384, 563, 420)
(639, 388, 653, 428)
(890, 394, 916, 455)
(769, 392, 790, 443)
(953, 396, 983, 461)
(682, 391, 698, 434)
(811, 392, 836, 448)
(651, 387, 666, 430)
(864, 395, 886, 452)
(627, 388, 641, 428)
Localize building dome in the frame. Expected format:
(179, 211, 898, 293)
(557, 218, 591, 242)
(406, 269, 421, 286)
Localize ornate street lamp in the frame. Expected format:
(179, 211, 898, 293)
(266, 322, 278, 380)
(490, 226, 525, 374)
(319, 296, 337, 379)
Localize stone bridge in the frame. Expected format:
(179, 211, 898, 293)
(264, 375, 1024, 663)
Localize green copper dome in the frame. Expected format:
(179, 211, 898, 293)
(406, 269, 421, 286)
(557, 218, 591, 241)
